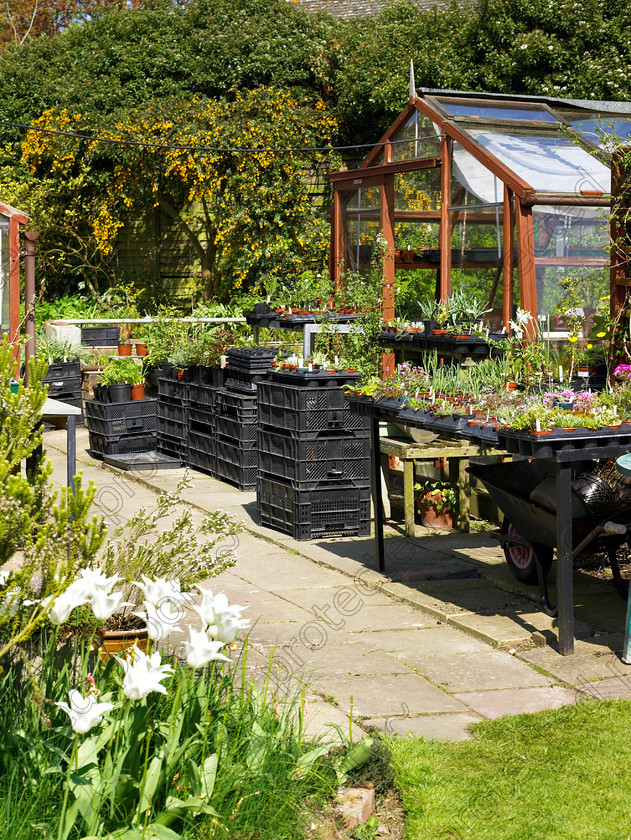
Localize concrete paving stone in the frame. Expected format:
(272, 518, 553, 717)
(301, 698, 365, 743)
(414, 650, 552, 693)
(243, 599, 313, 624)
(207, 582, 284, 602)
(279, 642, 410, 681)
(519, 638, 631, 685)
(366, 712, 483, 741)
(246, 622, 362, 649)
(313, 672, 467, 717)
(574, 593, 629, 634)
(448, 613, 537, 647)
(359, 627, 491, 659)
(408, 577, 489, 593)
(454, 686, 578, 719)
(576, 676, 631, 700)
(280, 586, 395, 613)
(235, 562, 355, 591)
(329, 603, 438, 634)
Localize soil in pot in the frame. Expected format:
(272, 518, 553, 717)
(98, 614, 148, 660)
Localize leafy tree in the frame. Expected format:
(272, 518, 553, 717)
(23, 89, 338, 299)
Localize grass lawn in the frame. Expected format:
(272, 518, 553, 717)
(388, 700, 631, 840)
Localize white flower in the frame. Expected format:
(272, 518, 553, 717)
(193, 587, 247, 630)
(90, 590, 131, 622)
(206, 611, 250, 645)
(77, 567, 121, 592)
(134, 576, 183, 608)
(183, 627, 231, 669)
(133, 601, 182, 641)
(56, 689, 115, 734)
(47, 581, 91, 625)
(116, 645, 174, 700)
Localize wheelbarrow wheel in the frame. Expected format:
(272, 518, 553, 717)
(501, 520, 553, 585)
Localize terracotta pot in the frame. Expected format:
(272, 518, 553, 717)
(98, 625, 148, 661)
(529, 429, 553, 436)
(118, 343, 132, 356)
(135, 342, 148, 357)
(131, 383, 145, 400)
(418, 502, 457, 529)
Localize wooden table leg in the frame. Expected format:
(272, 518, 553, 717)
(403, 458, 416, 537)
(556, 460, 574, 655)
(458, 458, 470, 533)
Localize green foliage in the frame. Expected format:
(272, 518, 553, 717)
(99, 356, 144, 386)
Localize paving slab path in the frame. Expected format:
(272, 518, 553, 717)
(42, 427, 631, 742)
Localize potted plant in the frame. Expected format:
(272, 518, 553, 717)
(415, 480, 458, 529)
(99, 357, 143, 402)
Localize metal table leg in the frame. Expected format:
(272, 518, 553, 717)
(371, 416, 385, 572)
(66, 414, 76, 493)
(556, 460, 574, 655)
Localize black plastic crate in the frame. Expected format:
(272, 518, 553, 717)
(157, 399, 188, 427)
(258, 429, 370, 487)
(224, 367, 272, 393)
(85, 398, 157, 436)
(157, 414, 187, 444)
(158, 378, 190, 403)
(257, 382, 368, 435)
(189, 383, 216, 409)
(157, 427, 187, 458)
(89, 430, 156, 459)
(81, 326, 120, 347)
(216, 415, 257, 445)
(187, 429, 215, 475)
(189, 406, 215, 433)
(45, 376, 82, 399)
(215, 388, 258, 423)
(214, 438, 258, 491)
(269, 368, 359, 387)
(256, 477, 371, 541)
(227, 347, 276, 366)
(43, 360, 81, 379)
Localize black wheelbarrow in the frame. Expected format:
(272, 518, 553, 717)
(468, 460, 631, 616)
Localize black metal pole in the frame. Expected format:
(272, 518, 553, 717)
(556, 460, 574, 655)
(371, 415, 385, 572)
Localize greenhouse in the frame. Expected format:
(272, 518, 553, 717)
(329, 88, 631, 332)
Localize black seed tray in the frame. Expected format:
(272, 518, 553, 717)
(45, 377, 82, 399)
(43, 360, 81, 379)
(462, 422, 501, 446)
(216, 415, 257, 444)
(189, 383, 216, 409)
(270, 368, 359, 387)
(81, 326, 119, 347)
(215, 388, 258, 423)
(257, 382, 367, 435)
(256, 477, 371, 541)
(85, 397, 157, 436)
(499, 426, 631, 459)
(344, 394, 379, 418)
(158, 378, 190, 403)
(189, 406, 215, 433)
(258, 429, 371, 487)
(89, 430, 156, 459)
(227, 347, 276, 369)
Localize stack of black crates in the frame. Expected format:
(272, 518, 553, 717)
(43, 360, 84, 423)
(213, 348, 276, 490)
(256, 368, 371, 540)
(156, 365, 191, 462)
(85, 392, 157, 459)
(188, 367, 224, 474)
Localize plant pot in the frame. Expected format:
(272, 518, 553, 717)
(98, 625, 149, 661)
(418, 502, 457, 529)
(130, 383, 145, 400)
(528, 429, 553, 436)
(135, 342, 148, 357)
(108, 383, 132, 403)
(118, 343, 132, 357)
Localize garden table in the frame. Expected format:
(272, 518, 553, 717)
(41, 397, 82, 490)
(357, 399, 631, 656)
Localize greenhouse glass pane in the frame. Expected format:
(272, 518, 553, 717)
(394, 168, 441, 211)
(468, 129, 611, 194)
(570, 117, 631, 149)
(452, 142, 504, 204)
(390, 112, 441, 162)
(442, 101, 557, 123)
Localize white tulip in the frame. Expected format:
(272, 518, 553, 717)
(206, 612, 250, 645)
(90, 590, 131, 622)
(183, 627, 231, 669)
(133, 576, 183, 608)
(116, 645, 174, 700)
(133, 601, 182, 641)
(56, 689, 115, 734)
(193, 587, 247, 631)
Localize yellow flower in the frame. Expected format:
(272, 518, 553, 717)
(597, 331, 606, 338)
(586, 343, 593, 349)
(568, 336, 578, 343)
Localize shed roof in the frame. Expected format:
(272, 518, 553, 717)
(418, 88, 631, 116)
